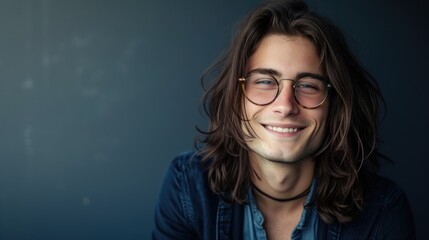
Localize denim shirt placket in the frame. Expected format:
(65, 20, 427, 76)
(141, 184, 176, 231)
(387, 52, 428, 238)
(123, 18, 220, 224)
(246, 177, 319, 240)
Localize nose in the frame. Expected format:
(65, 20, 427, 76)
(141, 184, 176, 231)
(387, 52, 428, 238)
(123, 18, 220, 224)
(271, 80, 299, 116)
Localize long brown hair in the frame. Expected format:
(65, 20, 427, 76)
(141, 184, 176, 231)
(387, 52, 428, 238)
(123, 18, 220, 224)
(197, 0, 384, 223)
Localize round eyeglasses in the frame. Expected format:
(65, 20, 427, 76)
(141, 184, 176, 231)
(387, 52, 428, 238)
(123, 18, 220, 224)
(239, 73, 332, 109)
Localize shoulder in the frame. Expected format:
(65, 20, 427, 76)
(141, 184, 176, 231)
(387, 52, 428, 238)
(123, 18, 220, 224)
(338, 172, 416, 239)
(162, 150, 210, 197)
(166, 151, 208, 186)
(362, 172, 413, 221)
(170, 151, 205, 173)
(153, 151, 218, 239)
(363, 172, 406, 204)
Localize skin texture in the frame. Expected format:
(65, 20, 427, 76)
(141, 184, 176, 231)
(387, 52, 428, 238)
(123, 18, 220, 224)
(243, 34, 330, 239)
(244, 34, 328, 167)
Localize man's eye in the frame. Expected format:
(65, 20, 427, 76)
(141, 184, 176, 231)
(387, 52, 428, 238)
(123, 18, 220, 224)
(255, 79, 276, 85)
(295, 80, 323, 94)
(296, 82, 319, 89)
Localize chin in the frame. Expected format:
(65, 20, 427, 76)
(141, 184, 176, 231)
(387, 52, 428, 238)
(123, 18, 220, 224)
(252, 148, 301, 163)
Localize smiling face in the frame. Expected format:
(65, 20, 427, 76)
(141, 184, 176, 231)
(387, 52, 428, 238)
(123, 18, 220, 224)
(243, 34, 329, 164)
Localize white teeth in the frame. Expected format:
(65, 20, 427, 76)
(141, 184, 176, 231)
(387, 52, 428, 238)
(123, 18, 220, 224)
(266, 125, 299, 133)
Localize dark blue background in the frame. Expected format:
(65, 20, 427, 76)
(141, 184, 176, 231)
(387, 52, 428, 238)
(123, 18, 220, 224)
(0, 0, 427, 239)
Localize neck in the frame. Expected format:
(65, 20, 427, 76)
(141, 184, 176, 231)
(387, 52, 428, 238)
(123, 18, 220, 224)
(249, 154, 315, 205)
(252, 182, 311, 202)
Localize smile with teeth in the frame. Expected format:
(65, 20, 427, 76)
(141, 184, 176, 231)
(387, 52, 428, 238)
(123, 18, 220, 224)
(265, 125, 301, 133)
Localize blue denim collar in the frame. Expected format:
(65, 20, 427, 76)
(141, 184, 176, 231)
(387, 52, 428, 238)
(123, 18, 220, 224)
(243, 177, 318, 239)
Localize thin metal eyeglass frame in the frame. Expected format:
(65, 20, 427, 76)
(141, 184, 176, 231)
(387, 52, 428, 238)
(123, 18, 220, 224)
(238, 75, 332, 109)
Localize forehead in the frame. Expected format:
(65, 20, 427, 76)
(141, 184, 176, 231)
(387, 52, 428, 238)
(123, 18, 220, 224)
(246, 34, 322, 76)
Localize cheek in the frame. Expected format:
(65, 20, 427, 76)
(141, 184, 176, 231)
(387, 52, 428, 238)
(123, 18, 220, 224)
(241, 101, 252, 134)
(243, 100, 259, 121)
(242, 100, 264, 136)
(314, 108, 329, 136)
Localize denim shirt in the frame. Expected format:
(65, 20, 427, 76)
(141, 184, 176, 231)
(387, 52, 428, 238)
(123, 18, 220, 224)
(153, 151, 415, 240)
(243, 177, 320, 239)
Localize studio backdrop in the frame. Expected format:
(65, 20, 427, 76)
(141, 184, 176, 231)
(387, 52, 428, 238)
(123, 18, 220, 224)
(0, 0, 427, 239)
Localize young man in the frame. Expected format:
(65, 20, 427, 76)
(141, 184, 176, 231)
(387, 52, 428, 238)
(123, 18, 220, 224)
(153, 0, 415, 239)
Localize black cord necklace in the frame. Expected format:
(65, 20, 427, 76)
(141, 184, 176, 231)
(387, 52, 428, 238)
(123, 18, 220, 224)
(252, 183, 311, 202)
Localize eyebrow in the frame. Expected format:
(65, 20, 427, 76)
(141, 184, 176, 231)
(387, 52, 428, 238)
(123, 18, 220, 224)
(247, 68, 281, 77)
(246, 68, 326, 81)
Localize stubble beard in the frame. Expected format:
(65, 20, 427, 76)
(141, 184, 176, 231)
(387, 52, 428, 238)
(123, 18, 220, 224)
(247, 138, 321, 166)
